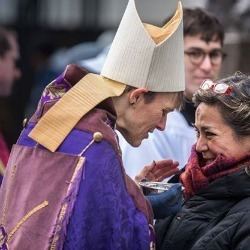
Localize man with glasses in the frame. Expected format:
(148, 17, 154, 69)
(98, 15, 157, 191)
(120, 8, 226, 179)
(184, 49, 225, 66)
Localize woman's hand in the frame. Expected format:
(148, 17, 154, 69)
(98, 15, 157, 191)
(135, 159, 180, 183)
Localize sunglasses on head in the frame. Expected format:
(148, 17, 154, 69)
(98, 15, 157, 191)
(200, 79, 233, 95)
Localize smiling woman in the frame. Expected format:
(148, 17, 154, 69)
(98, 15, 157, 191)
(155, 72, 250, 250)
(193, 83, 250, 166)
(194, 73, 250, 137)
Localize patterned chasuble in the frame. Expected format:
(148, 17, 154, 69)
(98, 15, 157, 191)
(0, 65, 155, 250)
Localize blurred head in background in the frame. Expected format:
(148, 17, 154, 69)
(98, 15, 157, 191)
(183, 8, 225, 100)
(0, 27, 21, 97)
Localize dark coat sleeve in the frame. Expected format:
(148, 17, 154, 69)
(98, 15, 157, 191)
(233, 211, 250, 250)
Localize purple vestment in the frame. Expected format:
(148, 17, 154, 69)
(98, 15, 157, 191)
(0, 65, 154, 250)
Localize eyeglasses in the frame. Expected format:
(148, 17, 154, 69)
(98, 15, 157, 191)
(200, 79, 233, 95)
(184, 49, 226, 65)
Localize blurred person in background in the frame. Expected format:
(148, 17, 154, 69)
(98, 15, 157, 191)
(119, 7, 226, 179)
(0, 26, 21, 182)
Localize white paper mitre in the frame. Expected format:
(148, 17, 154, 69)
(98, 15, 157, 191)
(28, 0, 185, 152)
(101, 0, 185, 92)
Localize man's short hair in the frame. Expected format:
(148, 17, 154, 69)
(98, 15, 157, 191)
(0, 27, 12, 58)
(183, 8, 224, 45)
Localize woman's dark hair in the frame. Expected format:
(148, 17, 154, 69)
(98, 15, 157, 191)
(193, 72, 250, 137)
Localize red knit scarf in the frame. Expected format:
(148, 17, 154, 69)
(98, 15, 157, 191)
(180, 145, 250, 199)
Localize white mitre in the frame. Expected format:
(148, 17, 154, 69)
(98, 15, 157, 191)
(101, 0, 185, 92)
(29, 0, 185, 152)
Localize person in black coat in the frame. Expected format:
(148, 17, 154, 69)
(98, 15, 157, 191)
(155, 72, 250, 250)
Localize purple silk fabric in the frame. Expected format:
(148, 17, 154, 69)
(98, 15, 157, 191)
(17, 125, 150, 250)
(33, 73, 71, 121)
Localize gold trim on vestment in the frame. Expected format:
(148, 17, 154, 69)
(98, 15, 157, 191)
(50, 157, 85, 250)
(7, 201, 49, 242)
(0, 160, 5, 176)
(0, 164, 49, 246)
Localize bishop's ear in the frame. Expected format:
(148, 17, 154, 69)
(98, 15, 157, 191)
(128, 88, 148, 105)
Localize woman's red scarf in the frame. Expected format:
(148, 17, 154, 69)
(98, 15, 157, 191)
(180, 145, 250, 199)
